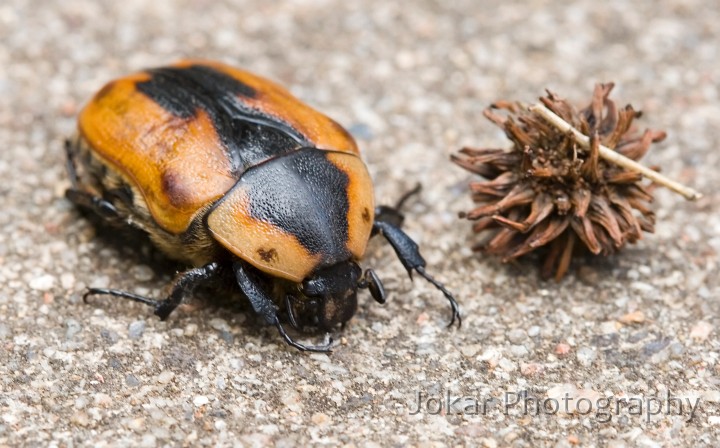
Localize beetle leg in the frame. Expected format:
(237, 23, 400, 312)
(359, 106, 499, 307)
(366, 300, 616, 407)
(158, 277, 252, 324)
(65, 189, 120, 220)
(65, 139, 81, 189)
(232, 261, 333, 352)
(284, 294, 301, 330)
(83, 262, 220, 320)
(358, 269, 386, 304)
(65, 139, 121, 220)
(372, 220, 461, 327)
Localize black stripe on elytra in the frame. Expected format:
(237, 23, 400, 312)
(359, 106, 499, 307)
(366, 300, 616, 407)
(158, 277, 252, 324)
(236, 149, 351, 263)
(135, 64, 311, 176)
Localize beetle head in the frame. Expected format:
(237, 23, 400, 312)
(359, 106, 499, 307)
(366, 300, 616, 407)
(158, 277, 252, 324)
(292, 261, 385, 330)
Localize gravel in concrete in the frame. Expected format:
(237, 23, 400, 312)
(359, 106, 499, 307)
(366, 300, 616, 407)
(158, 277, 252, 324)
(1, 0, 719, 446)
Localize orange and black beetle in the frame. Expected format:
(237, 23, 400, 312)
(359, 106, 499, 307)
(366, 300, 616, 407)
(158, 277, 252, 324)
(66, 60, 460, 351)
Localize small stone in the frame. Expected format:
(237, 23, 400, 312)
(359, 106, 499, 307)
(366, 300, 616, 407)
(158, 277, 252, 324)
(0, 323, 11, 339)
(193, 395, 209, 407)
(606, 441, 628, 448)
(128, 320, 145, 339)
(126, 374, 140, 387)
(130, 265, 154, 282)
(60, 272, 75, 289)
(520, 362, 544, 376)
(527, 326, 540, 337)
(219, 330, 234, 344)
(311, 412, 331, 425)
(140, 434, 157, 448)
(71, 411, 90, 427)
(689, 321, 712, 341)
(555, 343, 571, 356)
(498, 358, 516, 372)
(65, 319, 82, 340)
(577, 265, 600, 284)
(481, 438, 498, 448)
(643, 338, 670, 356)
(157, 371, 175, 384)
(94, 393, 112, 407)
(668, 342, 684, 359)
(184, 323, 198, 337)
(100, 329, 119, 345)
(29, 274, 55, 291)
(127, 417, 146, 431)
(460, 344, 482, 358)
(507, 328, 527, 344)
(618, 311, 645, 325)
(509, 344, 529, 358)
(74, 396, 88, 410)
(209, 318, 230, 332)
(576, 347, 597, 367)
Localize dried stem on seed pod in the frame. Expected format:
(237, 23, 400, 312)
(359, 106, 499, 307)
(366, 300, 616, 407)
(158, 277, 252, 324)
(529, 103, 702, 201)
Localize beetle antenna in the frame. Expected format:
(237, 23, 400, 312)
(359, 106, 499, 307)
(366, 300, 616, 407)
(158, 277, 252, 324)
(414, 267, 462, 328)
(395, 183, 422, 211)
(372, 220, 462, 328)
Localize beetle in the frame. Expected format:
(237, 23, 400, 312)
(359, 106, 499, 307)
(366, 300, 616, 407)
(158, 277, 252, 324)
(65, 59, 460, 351)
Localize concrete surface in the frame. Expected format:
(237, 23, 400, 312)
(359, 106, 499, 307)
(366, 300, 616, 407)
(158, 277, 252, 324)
(1, 0, 719, 446)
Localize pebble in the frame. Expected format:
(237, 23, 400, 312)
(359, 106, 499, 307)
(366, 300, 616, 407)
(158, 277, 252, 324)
(65, 319, 82, 340)
(643, 338, 670, 356)
(497, 358, 517, 372)
(125, 374, 140, 387)
(311, 412, 331, 425)
(157, 371, 175, 384)
(0, 323, 10, 339)
(71, 411, 90, 427)
(60, 272, 75, 289)
(209, 318, 230, 332)
(576, 347, 597, 367)
(29, 274, 55, 291)
(128, 320, 146, 339)
(507, 329, 527, 344)
(193, 395, 210, 407)
(668, 342, 684, 359)
(1, 1, 716, 446)
(130, 265, 154, 282)
(555, 343, 571, 356)
(689, 321, 713, 341)
(508, 345, 529, 358)
(100, 329, 119, 345)
(184, 323, 198, 337)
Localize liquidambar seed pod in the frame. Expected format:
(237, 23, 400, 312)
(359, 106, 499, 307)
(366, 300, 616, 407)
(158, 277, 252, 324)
(452, 83, 667, 280)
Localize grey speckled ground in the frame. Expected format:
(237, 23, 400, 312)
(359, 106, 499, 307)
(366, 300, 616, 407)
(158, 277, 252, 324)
(1, 0, 719, 446)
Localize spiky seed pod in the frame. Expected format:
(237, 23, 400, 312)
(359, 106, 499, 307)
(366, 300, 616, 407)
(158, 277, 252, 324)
(452, 83, 667, 280)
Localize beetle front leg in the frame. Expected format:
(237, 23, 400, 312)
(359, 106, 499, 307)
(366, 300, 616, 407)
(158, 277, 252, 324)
(232, 261, 333, 352)
(84, 262, 220, 319)
(372, 220, 461, 327)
